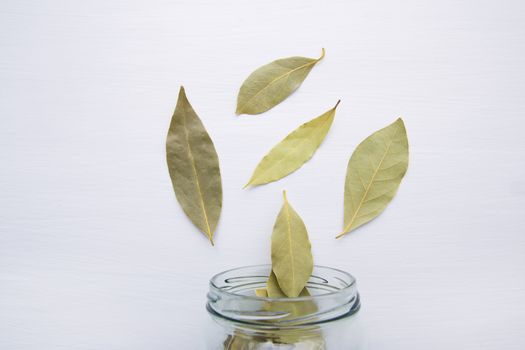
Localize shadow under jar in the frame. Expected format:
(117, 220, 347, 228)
(206, 265, 364, 349)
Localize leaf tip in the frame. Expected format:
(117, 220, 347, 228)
(282, 190, 288, 202)
(178, 86, 188, 101)
(393, 116, 406, 127)
(394, 117, 407, 131)
(334, 100, 341, 109)
(319, 48, 326, 61)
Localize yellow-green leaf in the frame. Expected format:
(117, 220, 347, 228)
(265, 271, 319, 336)
(266, 271, 310, 298)
(244, 101, 339, 187)
(267, 271, 317, 318)
(255, 288, 268, 297)
(337, 118, 409, 239)
(236, 49, 325, 115)
(223, 334, 269, 349)
(166, 86, 222, 245)
(266, 270, 286, 298)
(271, 191, 313, 297)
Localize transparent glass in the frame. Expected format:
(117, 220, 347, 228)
(206, 265, 364, 349)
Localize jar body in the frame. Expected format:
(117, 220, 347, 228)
(206, 265, 364, 350)
(206, 309, 364, 349)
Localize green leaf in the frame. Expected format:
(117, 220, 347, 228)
(166, 86, 222, 245)
(244, 101, 339, 187)
(236, 49, 325, 115)
(271, 191, 313, 297)
(337, 118, 409, 239)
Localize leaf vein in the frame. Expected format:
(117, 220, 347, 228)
(284, 194, 296, 295)
(182, 107, 213, 245)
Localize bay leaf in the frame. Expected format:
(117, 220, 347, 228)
(223, 334, 269, 350)
(266, 270, 286, 298)
(223, 331, 324, 350)
(266, 271, 318, 321)
(265, 272, 321, 345)
(277, 333, 326, 349)
(236, 49, 325, 115)
(271, 191, 313, 297)
(337, 118, 409, 239)
(244, 101, 340, 188)
(254, 288, 268, 297)
(166, 86, 222, 245)
(266, 271, 310, 298)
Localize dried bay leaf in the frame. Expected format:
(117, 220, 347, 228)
(266, 271, 311, 299)
(255, 288, 268, 297)
(223, 334, 269, 350)
(266, 271, 286, 298)
(266, 271, 318, 323)
(271, 191, 313, 297)
(223, 330, 324, 350)
(166, 87, 222, 245)
(276, 333, 326, 349)
(236, 49, 325, 115)
(244, 101, 340, 187)
(265, 272, 321, 346)
(234, 195, 321, 347)
(337, 118, 409, 239)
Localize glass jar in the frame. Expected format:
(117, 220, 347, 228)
(206, 265, 363, 349)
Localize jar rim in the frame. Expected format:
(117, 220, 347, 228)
(209, 264, 357, 302)
(207, 265, 360, 326)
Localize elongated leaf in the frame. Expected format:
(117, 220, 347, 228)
(255, 288, 268, 297)
(265, 271, 320, 343)
(223, 334, 269, 350)
(337, 118, 409, 239)
(245, 101, 339, 187)
(266, 271, 317, 320)
(271, 191, 313, 297)
(166, 86, 222, 245)
(223, 328, 324, 349)
(266, 271, 310, 298)
(266, 270, 286, 298)
(236, 49, 325, 115)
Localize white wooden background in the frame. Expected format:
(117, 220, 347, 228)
(1, 0, 524, 349)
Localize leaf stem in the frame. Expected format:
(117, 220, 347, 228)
(318, 48, 326, 61)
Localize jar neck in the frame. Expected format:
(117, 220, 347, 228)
(207, 265, 360, 328)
